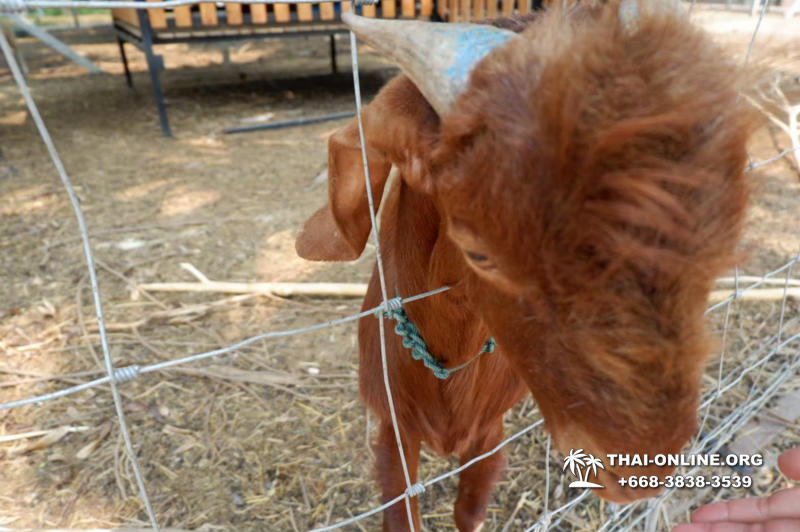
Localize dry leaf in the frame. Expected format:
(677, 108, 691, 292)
(17, 426, 70, 453)
(75, 422, 111, 460)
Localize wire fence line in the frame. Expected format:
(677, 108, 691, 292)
(311, 420, 547, 532)
(0, 287, 450, 411)
(594, 327, 800, 531)
(0, 22, 161, 531)
(594, 260, 800, 531)
(747, 145, 800, 170)
(1, 1, 799, 531)
(1, 252, 797, 412)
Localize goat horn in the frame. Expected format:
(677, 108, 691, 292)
(342, 12, 515, 116)
(618, 0, 683, 34)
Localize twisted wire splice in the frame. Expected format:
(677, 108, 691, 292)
(112, 365, 141, 383)
(405, 483, 425, 497)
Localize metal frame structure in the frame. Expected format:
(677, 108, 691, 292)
(2, 12, 101, 73)
(112, 1, 384, 136)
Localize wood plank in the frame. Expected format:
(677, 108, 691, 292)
(320, 2, 335, 19)
(250, 3, 267, 23)
(420, 0, 433, 16)
(341, 1, 352, 12)
(449, 0, 458, 21)
(362, 3, 377, 16)
(199, 3, 219, 26)
(382, 0, 396, 18)
(147, 0, 167, 29)
(436, 0, 446, 19)
(518, 0, 529, 13)
(173, 4, 192, 27)
(273, 3, 290, 22)
(473, 0, 484, 19)
(225, 3, 243, 24)
(111, 7, 140, 27)
(486, 0, 497, 17)
(297, 3, 313, 21)
(501, 0, 514, 15)
(460, 0, 469, 21)
(401, 0, 414, 17)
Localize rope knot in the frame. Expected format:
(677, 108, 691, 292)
(383, 299, 495, 380)
(112, 365, 141, 383)
(405, 483, 425, 497)
(0, 0, 27, 13)
(482, 337, 496, 353)
(431, 366, 450, 379)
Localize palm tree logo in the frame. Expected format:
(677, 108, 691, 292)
(562, 449, 605, 488)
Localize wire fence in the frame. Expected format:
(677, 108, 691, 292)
(1, 1, 799, 531)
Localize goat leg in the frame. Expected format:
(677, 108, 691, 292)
(374, 420, 422, 532)
(454, 419, 507, 532)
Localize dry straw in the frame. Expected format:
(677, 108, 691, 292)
(1, 1, 799, 530)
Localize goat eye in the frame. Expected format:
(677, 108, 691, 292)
(465, 251, 489, 263)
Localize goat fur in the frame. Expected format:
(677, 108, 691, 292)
(296, 3, 759, 530)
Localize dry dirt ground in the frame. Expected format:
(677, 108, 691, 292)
(1, 7, 799, 532)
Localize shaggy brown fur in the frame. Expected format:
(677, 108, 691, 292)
(296, 3, 758, 530)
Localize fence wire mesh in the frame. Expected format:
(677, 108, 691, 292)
(1, 1, 799, 531)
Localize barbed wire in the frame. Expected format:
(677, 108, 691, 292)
(1, 1, 799, 530)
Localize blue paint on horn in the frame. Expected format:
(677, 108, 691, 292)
(435, 25, 515, 87)
(340, 13, 516, 114)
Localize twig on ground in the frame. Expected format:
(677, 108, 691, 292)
(0, 425, 90, 444)
(137, 281, 367, 298)
(709, 288, 800, 302)
(716, 276, 800, 287)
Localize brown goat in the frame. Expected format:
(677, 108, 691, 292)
(296, 3, 758, 531)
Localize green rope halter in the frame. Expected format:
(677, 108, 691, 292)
(383, 304, 496, 380)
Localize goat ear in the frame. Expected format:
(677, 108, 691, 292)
(296, 114, 392, 261)
(296, 76, 437, 261)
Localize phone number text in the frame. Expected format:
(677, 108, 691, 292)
(618, 475, 752, 489)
